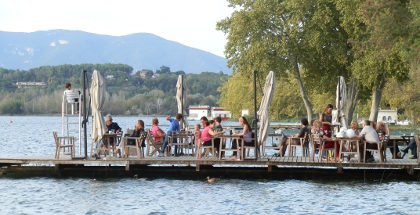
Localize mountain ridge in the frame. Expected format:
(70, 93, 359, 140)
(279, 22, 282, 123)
(0, 29, 230, 74)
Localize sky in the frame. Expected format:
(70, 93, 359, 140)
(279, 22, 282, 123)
(0, 0, 234, 57)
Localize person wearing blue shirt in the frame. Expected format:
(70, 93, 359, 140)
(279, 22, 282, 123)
(159, 113, 182, 156)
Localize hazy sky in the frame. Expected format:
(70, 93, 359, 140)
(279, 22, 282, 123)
(0, 0, 233, 57)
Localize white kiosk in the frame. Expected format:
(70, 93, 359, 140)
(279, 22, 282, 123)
(62, 89, 83, 155)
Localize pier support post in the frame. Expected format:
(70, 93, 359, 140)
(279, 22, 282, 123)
(196, 164, 200, 172)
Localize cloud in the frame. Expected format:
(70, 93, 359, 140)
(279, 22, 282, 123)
(58, 39, 68, 45)
(50, 41, 56, 47)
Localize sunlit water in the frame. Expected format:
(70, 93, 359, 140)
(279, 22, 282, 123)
(0, 116, 419, 214)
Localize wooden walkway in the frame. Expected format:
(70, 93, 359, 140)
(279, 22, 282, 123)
(1, 156, 419, 180)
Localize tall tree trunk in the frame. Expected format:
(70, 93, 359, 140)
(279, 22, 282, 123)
(369, 74, 386, 123)
(344, 78, 359, 126)
(292, 57, 314, 122)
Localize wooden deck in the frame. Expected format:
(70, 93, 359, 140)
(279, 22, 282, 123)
(0, 149, 418, 181)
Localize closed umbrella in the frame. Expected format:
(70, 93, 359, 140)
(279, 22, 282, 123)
(336, 76, 347, 129)
(90, 70, 106, 151)
(257, 71, 276, 148)
(176, 74, 188, 130)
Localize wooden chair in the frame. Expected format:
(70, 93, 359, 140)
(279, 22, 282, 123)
(242, 134, 259, 160)
(53, 131, 75, 159)
(287, 133, 309, 157)
(309, 134, 322, 161)
(263, 134, 285, 156)
(169, 131, 193, 156)
(145, 130, 165, 157)
(219, 136, 242, 160)
(122, 135, 145, 159)
(201, 139, 216, 159)
(363, 140, 384, 163)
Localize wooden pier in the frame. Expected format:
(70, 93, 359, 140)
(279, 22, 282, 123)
(1, 156, 419, 181)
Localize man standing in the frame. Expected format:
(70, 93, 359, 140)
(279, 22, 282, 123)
(160, 114, 182, 156)
(359, 120, 380, 162)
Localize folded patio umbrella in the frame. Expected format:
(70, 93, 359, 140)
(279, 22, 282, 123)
(176, 74, 188, 130)
(90, 70, 106, 147)
(257, 71, 276, 147)
(336, 76, 347, 129)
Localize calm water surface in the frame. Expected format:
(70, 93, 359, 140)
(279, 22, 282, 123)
(0, 116, 419, 214)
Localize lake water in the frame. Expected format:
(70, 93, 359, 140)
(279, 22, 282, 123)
(0, 116, 419, 214)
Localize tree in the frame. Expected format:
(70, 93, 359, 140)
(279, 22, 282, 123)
(217, 0, 348, 122)
(337, 0, 414, 122)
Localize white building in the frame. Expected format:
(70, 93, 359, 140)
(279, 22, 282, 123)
(188, 105, 210, 120)
(211, 107, 232, 120)
(377, 109, 398, 124)
(188, 106, 232, 121)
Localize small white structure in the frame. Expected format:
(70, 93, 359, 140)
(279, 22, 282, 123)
(188, 105, 211, 120)
(188, 105, 232, 121)
(377, 109, 398, 124)
(16, 81, 46, 88)
(211, 107, 232, 120)
(242, 109, 249, 116)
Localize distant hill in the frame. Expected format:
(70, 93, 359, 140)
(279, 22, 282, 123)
(0, 30, 230, 74)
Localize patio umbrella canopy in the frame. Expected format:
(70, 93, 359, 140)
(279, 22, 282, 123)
(257, 71, 276, 147)
(90, 70, 106, 147)
(176, 74, 188, 130)
(336, 76, 347, 129)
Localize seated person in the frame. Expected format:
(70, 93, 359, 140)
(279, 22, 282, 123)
(310, 120, 324, 154)
(280, 118, 310, 156)
(350, 121, 360, 136)
(213, 116, 224, 154)
(377, 121, 401, 158)
(201, 120, 217, 147)
(105, 114, 121, 146)
(127, 120, 146, 147)
(401, 136, 418, 159)
(231, 116, 254, 160)
(151, 118, 165, 143)
(359, 120, 381, 162)
(194, 124, 202, 159)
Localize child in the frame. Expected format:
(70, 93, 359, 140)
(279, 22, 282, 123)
(194, 124, 202, 159)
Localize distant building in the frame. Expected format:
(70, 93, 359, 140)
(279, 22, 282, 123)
(106, 75, 114, 80)
(16, 82, 46, 88)
(377, 109, 398, 124)
(211, 107, 232, 120)
(188, 105, 231, 121)
(139, 69, 153, 79)
(188, 105, 210, 121)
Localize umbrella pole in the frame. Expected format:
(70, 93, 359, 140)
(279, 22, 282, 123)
(82, 70, 88, 159)
(253, 70, 258, 160)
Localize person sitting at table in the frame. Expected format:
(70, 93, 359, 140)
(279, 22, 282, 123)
(200, 120, 219, 157)
(159, 114, 182, 157)
(311, 120, 324, 154)
(377, 121, 401, 159)
(105, 114, 121, 147)
(401, 136, 418, 159)
(151, 118, 165, 143)
(231, 116, 253, 160)
(359, 120, 381, 162)
(127, 120, 146, 146)
(281, 118, 310, 156)
(200, 116, 209, 128)
(350, 121, 360, 136)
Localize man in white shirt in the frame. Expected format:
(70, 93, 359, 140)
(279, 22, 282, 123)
(359, 120, 380, 162)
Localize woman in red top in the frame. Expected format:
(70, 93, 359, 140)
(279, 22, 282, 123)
(201, 120, 216, 146)
(319, 104, 339, 158)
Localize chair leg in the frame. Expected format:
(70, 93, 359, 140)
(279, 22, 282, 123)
(363, 142, 367, 163)
(378, 143, 383, 163)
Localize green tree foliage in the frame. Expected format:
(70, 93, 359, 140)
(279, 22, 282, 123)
(217, 0, 348, 122)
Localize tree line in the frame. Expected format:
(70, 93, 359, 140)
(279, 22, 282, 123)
(217, 0, 420, 124)
(0, 64, 228, 115)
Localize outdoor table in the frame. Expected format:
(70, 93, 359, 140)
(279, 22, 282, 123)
(337, 137, 360, 162)
(218, 135, 243, 160)
(102, 133, 121, 157)
(389, 135, 414, 159)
